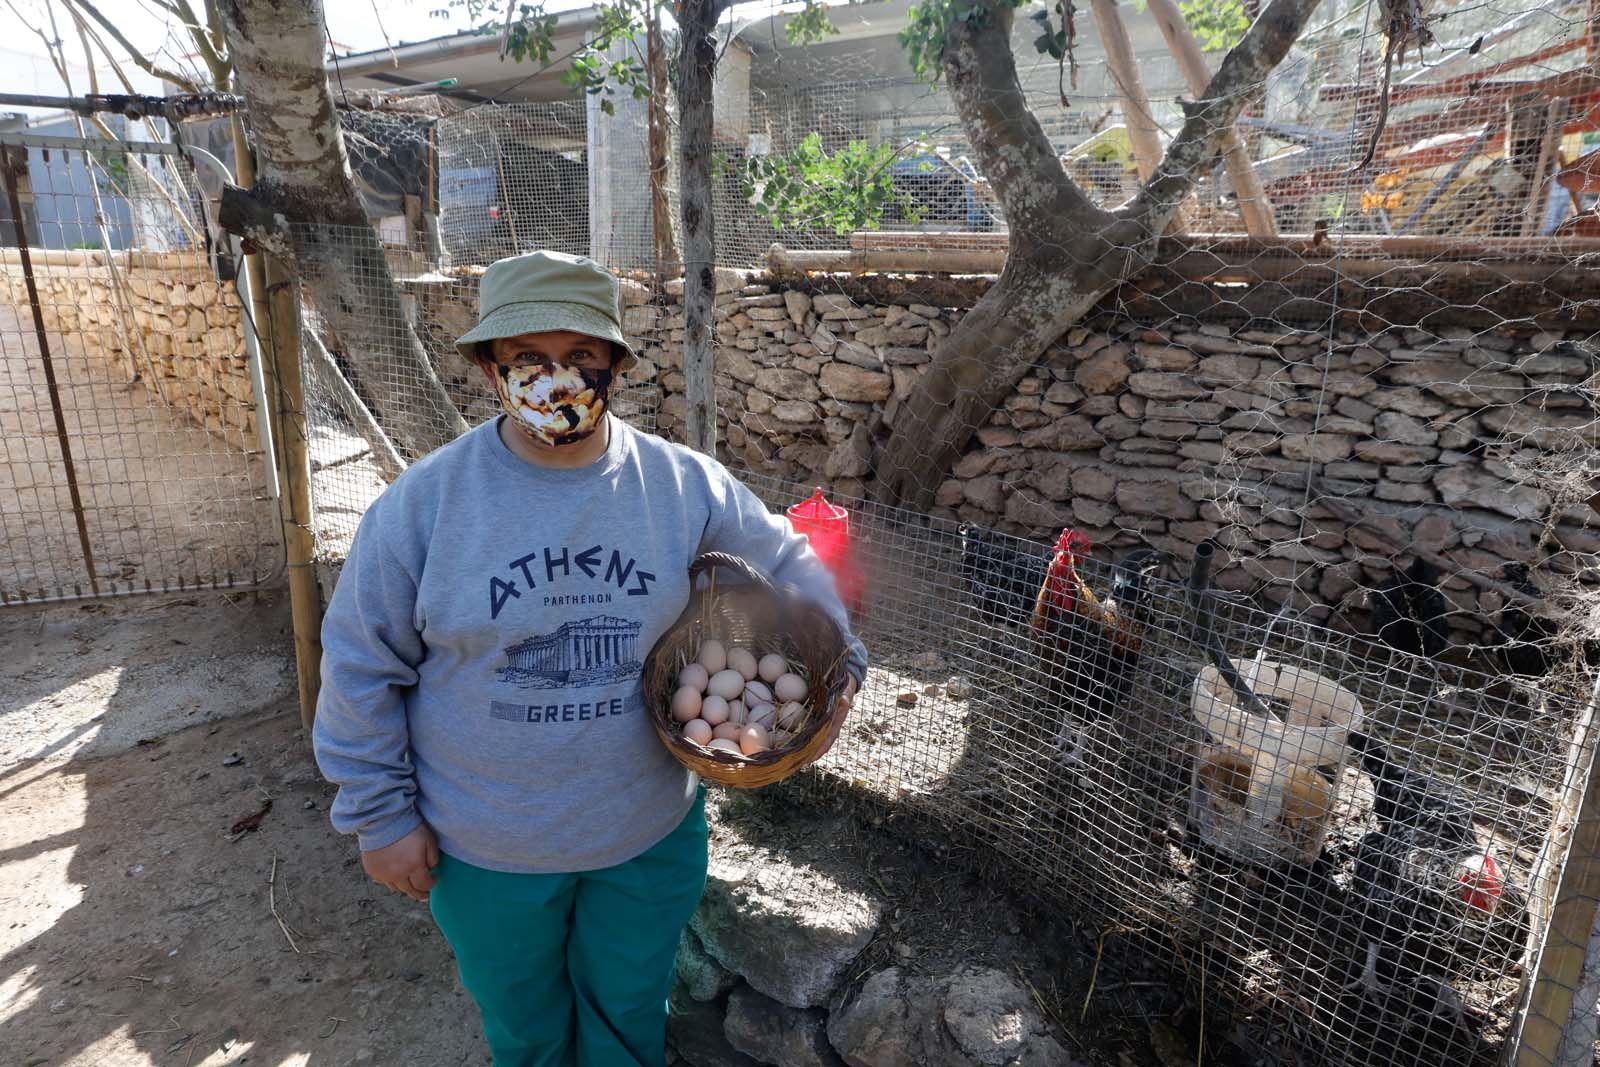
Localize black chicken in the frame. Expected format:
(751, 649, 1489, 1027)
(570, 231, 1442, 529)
(1492, 562, 1557, 677)
(958, 524, 1050, 630)
(1343, 733, 1528, 1047)
(1029, 533, 1168, 736)
(1371, 559, 1451, 658)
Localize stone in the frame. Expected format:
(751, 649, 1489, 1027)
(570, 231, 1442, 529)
(1352, 440, 1439, 465)
(935, 480, 965, 508)
(881, 347, 931, 365)
(811, 326, 840, 356)
(812, 294, 863, 315)
(669, 986, 761, 1067)
(772, 399, 820, 423)
(1385, 360, 1527, 407)
(820, 363, 892, 403)
(975, 427, 1020, 448)
(1376, 482, 1436, 503)
(692, 851, 882, 1009)
(724, 986, 844, 1067)
(963, 475, 1007, 513)
(1374, 411, 1439, 446)
(1174, 331, 1279, 357)
(1073, 466, 1117, 501)
(720, 350, 762, 387)
(784, 290, 812, 324)
(1018, 416, 1105, 451)
(1004, 493, 1073, 530)
(746, 389, 775, 415)
(755, 367, 823, 402)
(1116, 478, 1197, 520)
(1436, 465, 1552, 522)
(1044, 381, 1084, 406)
(1368, 386, 1449, 418)
(1075, 349, 1132, 395)
(1281, 433, 1352, 463)
(824, 424, 871, 479)
(1133, 343, 1198, 371)
(1127, 372, 1205, 400)
(676, 928, 738, 1002)
(827, 967, 1079, 1067)
(1196, 354, 1267, 384)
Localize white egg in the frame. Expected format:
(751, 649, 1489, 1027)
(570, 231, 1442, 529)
(758, 653, 789, 684)
(683, 719, 713, 746)
(726, 699, 747, 725)
(707, 669, 746, 701)
(697, 640, 728, 674)
(746, 702, 776, 729)
(727, 647, 759, 682)
(713, 721, 744, 742)
(670, 687, 703, 723)
(700, 695, 730, 726)
(777, 701, 806, 730)
(743, 680, 773, 706)
(707, 738, 742, 754)
(739, 723, 772, 755)
(678, 662, 710, 693)
(773, 673, 808, 704)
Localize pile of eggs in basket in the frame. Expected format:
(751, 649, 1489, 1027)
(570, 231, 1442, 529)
(670, 640, 809, 756)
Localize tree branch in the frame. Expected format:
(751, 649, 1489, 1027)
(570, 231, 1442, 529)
(63, 0, 200, 91)
(1122, 0, 1322, 227)
(173, 0, 229, 84)
(941, 0, 1111, 253)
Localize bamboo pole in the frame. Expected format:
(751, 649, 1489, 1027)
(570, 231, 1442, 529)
(261, 252, 322, 728)
(1089, 0, 1164, 183)
(1143, 0, 1277, 236)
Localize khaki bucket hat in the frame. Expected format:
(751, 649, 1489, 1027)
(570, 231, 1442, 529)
(454, 250, 638, 373)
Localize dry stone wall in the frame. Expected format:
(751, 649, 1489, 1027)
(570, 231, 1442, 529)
(618, 271, 1600, 635)
(0, 252, 257, 446)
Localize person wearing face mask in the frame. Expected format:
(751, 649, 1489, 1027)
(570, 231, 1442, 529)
(311, 250, 866, 1067)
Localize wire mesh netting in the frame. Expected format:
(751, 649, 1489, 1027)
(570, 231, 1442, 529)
(0, 134, 280, 604)
(733, 469, 1596, 1066)
(266, 0, 1600, 1060)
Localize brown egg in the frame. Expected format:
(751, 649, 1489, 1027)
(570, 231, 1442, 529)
(670, 686, 703, 724)
(683, 719, 713, 746)
(707, 669, 746, 701)
(707, 738, 742, 755)
(678, 662, 710, 694)
(727, 647, 760, 682)
(758, 653, 789, 684)
(712, 722, 744, 742)
(739, 723, 772, 755)
(726, 699, 748, 726)
(697, 640, 728, 675)
(773, 673, 808, 704)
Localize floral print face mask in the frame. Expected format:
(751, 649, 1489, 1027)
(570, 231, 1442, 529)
(494, 361, 614, 447)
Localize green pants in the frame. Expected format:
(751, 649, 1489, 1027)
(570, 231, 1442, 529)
(430, 791, 709, 1067)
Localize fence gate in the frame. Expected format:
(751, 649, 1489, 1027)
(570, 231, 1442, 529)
(0, 133, 281, 604)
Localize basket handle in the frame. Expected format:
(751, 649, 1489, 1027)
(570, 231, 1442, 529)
(688, 552, 777, 593)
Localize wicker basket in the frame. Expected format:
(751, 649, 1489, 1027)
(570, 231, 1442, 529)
(643, 552, 849, 788)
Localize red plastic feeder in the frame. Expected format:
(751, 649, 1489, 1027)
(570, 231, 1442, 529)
(787, 487, 866, 618)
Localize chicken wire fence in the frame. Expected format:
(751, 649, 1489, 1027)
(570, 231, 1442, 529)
(0, 133, 281, 605)
(727, 470, 1600, 1067)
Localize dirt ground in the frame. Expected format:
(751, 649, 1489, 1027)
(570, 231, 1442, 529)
(2, 591, 1147, 1067)
(0, 591, 489, 1066)
(0, 302, 280, 601)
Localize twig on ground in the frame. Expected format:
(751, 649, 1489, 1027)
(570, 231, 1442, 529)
(269, 851, 302, 954)
(132, 1014, 182, 1037)
(319, 1015, 345, 1038)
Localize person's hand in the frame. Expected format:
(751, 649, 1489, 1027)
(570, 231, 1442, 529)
(362, 824, 439, 903)
(812, 675, 859, 762)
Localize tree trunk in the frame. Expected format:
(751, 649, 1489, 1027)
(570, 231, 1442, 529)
(646, 6, 679, 276)
(674, 0, 726, 456)
(870, 0, 1322, 509)
(216, 0, 467, 461)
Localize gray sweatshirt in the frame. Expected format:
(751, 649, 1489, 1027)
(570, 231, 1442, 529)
(312, 415, 867, 874)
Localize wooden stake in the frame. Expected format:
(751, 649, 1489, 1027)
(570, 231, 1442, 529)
(1512, 673, 1600, 1066)
(1144, 0, 1278, 236)
(1089, 0, 1164, 184)
(261, 253, 322, 729)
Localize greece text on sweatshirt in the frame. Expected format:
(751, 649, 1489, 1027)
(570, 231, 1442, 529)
(312, 415, 868, 874)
